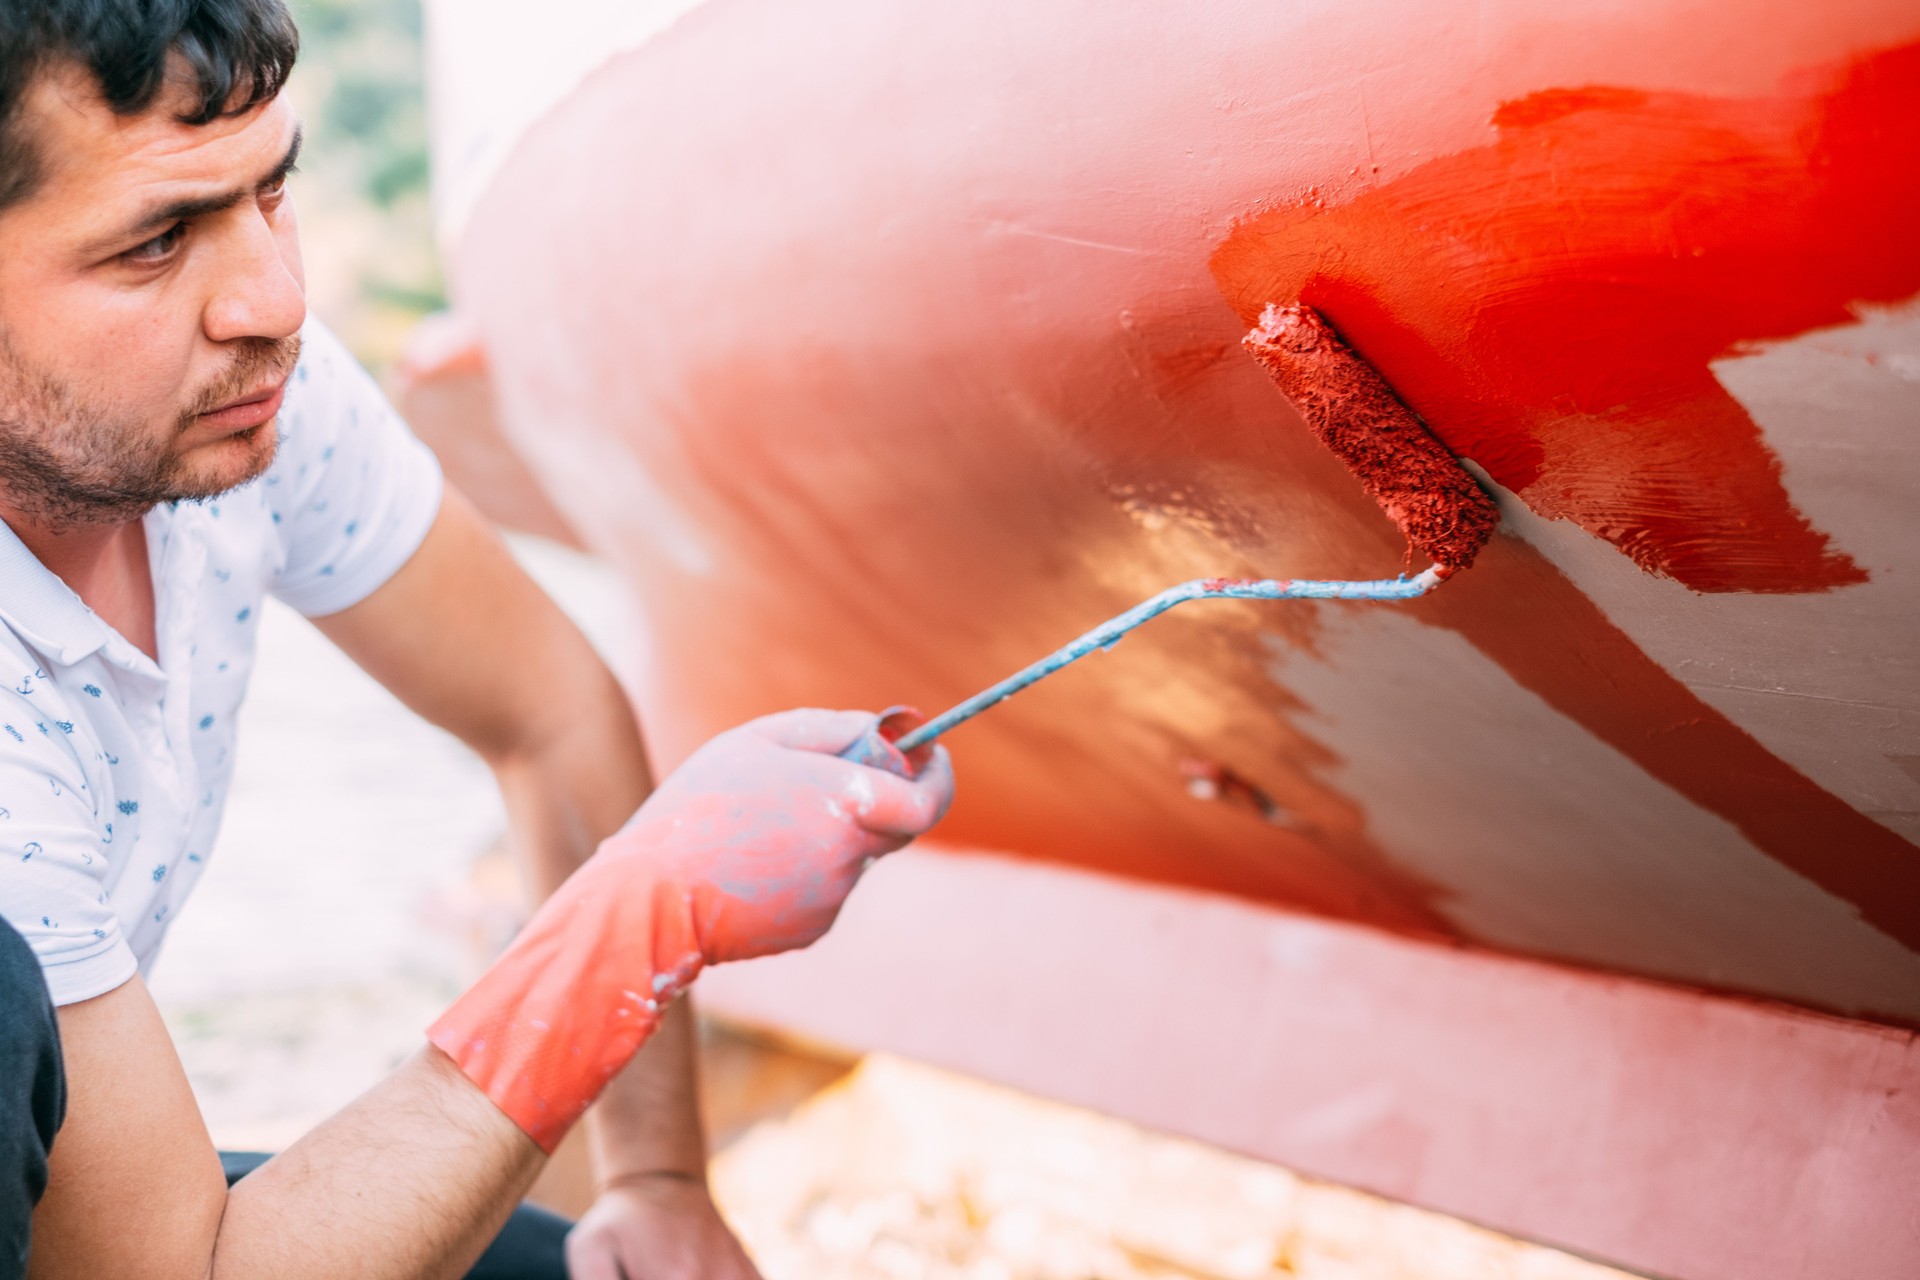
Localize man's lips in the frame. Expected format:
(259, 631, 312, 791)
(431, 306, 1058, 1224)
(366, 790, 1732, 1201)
(196, 379, 288, 434)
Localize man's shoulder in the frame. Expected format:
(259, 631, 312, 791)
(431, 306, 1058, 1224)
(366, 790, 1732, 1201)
(254, 317, 403, 527)
(271, 318, 378, 469)
(257, 316, 445, 617)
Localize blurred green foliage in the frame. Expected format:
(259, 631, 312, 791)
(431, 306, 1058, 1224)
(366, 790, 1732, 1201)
(287, 0, 442, 372)
(293, 0, 428, 210)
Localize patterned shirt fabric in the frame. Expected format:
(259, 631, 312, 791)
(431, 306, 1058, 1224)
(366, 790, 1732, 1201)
(0, 320, 444, 1005)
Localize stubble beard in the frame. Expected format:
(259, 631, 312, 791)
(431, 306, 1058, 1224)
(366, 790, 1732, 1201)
(0, 333, 300, 532)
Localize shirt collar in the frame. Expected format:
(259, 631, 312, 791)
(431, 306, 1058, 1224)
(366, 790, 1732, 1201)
(0, 510, 165, 668)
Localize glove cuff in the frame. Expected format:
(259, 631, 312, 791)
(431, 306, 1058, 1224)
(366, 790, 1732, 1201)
(428, 867, 705, 1152)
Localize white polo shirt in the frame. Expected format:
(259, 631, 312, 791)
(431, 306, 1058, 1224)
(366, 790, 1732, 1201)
(0, 320, 443, 1005)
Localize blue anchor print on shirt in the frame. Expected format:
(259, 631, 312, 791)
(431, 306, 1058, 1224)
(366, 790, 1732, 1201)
(16, 677, 32, 695)
(104, 752, 119, 766)
(82, 684, 102, 697)
(55, 721, 72, 734)
(236, 607, 252, 623)
(2, 725, 19, 742)
(151, 865, 167, 884)
(101, 823, 113, 845)
(21, 841, 41, 862)
(49, 778, 61, 796)
(198, 714, 215, 730)
(118, 800, 139, 815)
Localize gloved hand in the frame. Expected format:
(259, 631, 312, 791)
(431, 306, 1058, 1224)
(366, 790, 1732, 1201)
(428, 709, 955, 1151)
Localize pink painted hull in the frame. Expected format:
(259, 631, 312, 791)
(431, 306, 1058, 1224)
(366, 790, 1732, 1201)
(412, 0, 1920, 1273)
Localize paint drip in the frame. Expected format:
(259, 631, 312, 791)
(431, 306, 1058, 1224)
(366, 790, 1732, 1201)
(1242, 304, 1500, 570)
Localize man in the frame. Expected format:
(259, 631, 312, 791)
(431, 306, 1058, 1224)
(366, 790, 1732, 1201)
(0, 3, 956, 1277)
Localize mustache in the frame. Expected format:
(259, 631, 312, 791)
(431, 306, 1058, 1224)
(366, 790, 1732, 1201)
(179, 335, 303, 427)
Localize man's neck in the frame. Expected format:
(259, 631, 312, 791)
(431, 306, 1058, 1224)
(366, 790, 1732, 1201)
(1, 503, 160, 662)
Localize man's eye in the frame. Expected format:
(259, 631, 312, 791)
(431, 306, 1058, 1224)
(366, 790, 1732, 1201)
(124, 223, 185, 263)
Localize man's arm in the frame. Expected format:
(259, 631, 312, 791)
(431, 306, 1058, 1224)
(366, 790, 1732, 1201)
(313, 487, 748, 1273)
(31, 975, 544, 1280)
(27, 697, 950, 1277)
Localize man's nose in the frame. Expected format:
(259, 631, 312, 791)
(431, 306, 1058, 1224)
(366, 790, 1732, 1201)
(201, 208, 306, 344)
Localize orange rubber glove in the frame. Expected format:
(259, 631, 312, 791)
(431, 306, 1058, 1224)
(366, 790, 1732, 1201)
(428, 708, 955, 1151)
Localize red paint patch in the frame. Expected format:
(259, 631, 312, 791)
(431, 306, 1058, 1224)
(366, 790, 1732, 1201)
(1212, 42, 1920, 593)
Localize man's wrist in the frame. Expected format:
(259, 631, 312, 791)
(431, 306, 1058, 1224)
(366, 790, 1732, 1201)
(586, 1103, 711, 1192)
(599, 1166, 711, 1194)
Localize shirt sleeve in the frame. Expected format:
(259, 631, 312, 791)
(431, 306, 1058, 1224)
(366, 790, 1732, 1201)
(269, 318, 446, 617)
(0, 697, 132, 1006)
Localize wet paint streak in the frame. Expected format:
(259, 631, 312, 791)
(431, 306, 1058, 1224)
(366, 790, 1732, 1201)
(1212, 41, 1920, 593)
(1414, 534, 1920, 952)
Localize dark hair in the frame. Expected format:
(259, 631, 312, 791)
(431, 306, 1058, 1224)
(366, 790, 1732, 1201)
(0, 0, 299, 211)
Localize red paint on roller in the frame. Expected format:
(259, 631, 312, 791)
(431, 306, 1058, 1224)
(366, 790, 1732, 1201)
(1213, 41, 1920, 593)
(1243, 304, 1500, 570)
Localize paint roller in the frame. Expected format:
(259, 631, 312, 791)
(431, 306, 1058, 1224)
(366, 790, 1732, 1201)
(840, 304, 1500, 775)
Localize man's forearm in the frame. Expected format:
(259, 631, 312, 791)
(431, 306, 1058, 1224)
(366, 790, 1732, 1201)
(211, 1048, 545, 1279)
(490, 688, 711, 1184)
(35, 980, 545, 1280)
(586, 999, 708, 1184)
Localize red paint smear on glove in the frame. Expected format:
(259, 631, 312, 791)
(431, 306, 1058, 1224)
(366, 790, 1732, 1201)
(1212, 41, 1920, 593)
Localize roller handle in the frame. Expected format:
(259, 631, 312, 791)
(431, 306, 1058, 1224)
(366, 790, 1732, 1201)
(836, 705, 934, 779)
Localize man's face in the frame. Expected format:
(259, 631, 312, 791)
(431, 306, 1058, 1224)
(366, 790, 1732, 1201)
(0, 63, 306, 530)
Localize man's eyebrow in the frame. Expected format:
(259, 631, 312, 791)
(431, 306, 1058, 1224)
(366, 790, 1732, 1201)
(89, 125, 304, 256)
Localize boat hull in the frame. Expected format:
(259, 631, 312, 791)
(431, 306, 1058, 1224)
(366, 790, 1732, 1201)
(410, 1, 1920, 1271)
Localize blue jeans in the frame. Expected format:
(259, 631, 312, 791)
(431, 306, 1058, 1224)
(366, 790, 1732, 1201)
(0, 918, 63, 1280)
